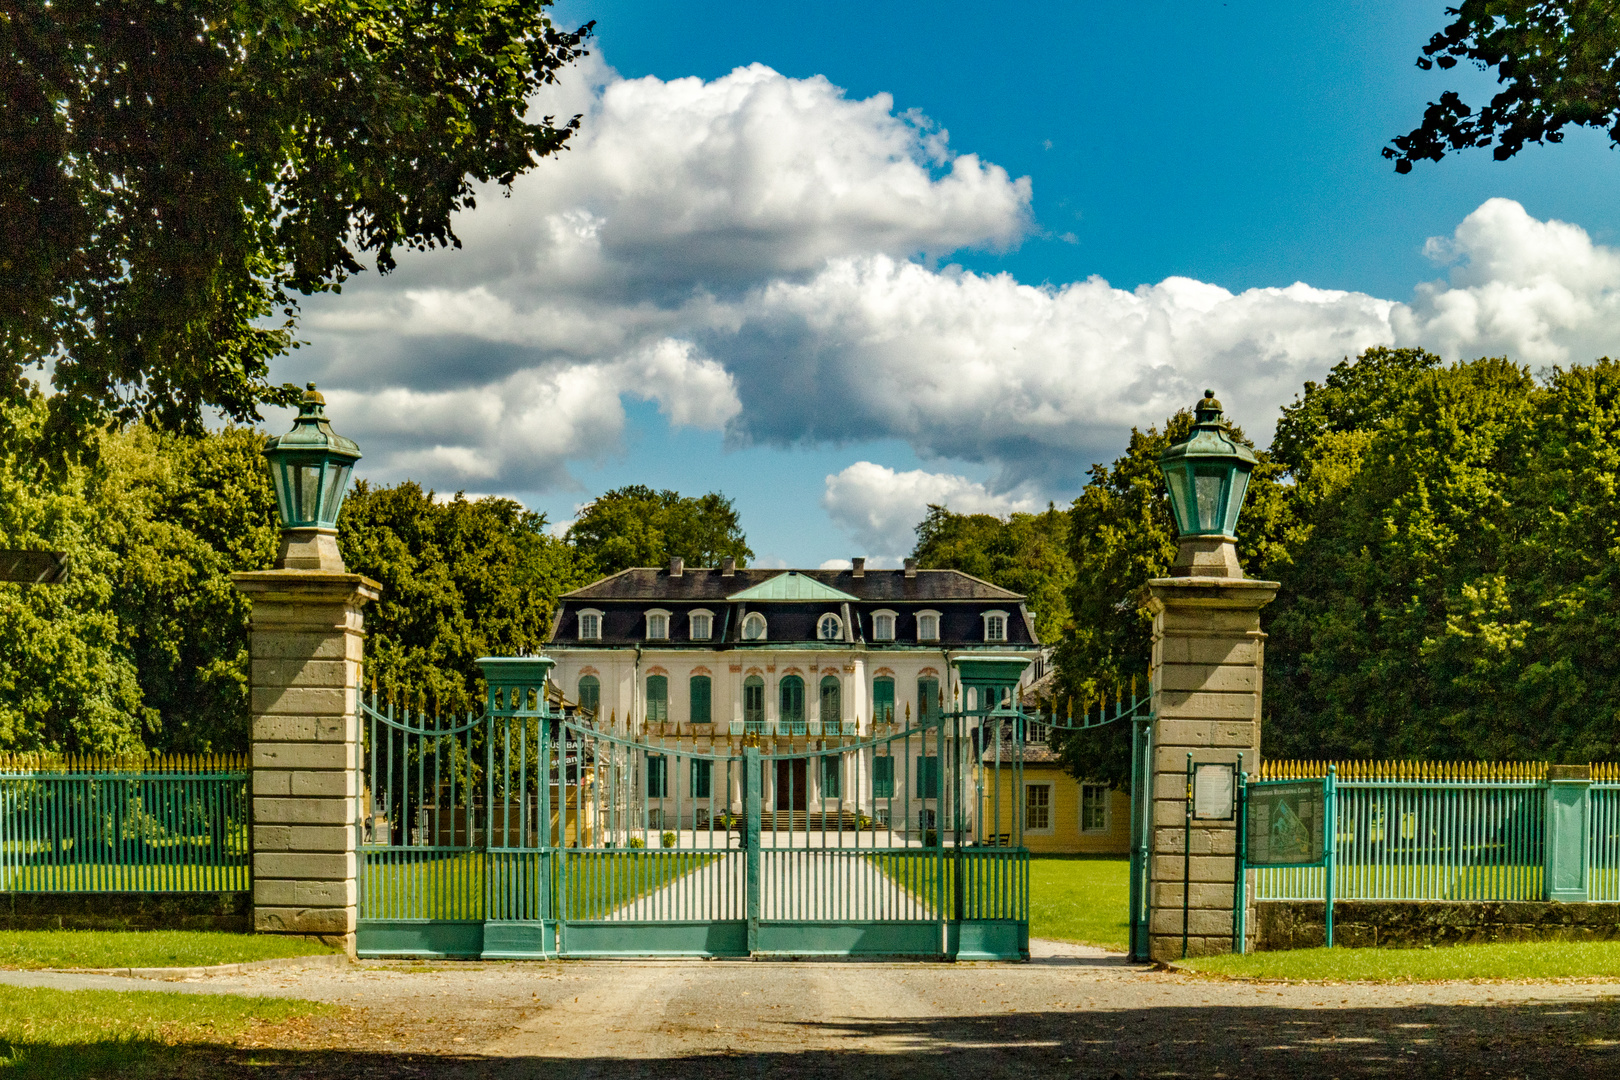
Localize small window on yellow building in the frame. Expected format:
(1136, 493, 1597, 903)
(1081, 784, 1109, 832)
(1025, 784, 1051, 831)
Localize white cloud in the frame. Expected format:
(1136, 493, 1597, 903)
(822, 461, 1044, 560)
(1394, 198, 1620, 364)
(284, 48, 1620, 508)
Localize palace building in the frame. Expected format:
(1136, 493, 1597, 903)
(544, 555, 1130, 851)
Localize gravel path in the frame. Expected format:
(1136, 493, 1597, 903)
(4, 941, 1620, 1077)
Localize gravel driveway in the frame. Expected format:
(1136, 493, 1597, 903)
(4, 940, 1619, 1077)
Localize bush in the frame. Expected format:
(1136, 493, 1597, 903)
(627, 836, 645, 849)
(661, 831, 677, 848)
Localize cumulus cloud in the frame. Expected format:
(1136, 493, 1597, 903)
(822, 461, 1044, 560)
(1394, 198, 1620, 364)
(287, 50, 1620, 505)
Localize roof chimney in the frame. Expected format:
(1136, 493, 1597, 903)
(721, 556, 735, 578)
(669, 556, 684, 578)
(904, 557, 917, 578)
(851, 557, 865, 578)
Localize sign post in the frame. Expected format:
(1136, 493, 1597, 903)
(1239, 771, 1335, 948)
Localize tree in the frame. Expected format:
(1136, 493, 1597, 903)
(1049, 409, 1287, 789)
(565, 486, 753, 578)
(911, 504, 1073, 644)
(340, 482, 590, 711)
(0, 396, 279, 754)
(1385, 1, 1620, 171)
(2, 0, 591, 437)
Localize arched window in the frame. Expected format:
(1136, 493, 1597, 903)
(873, 676, 895, 725)
(645, 675, 668, 724)
(819, 675, 841, 726)
(577, 674, 600, 718)
(689, 675, 712, 724)
(872, 610, 896, 641)
(780, 675, 805, 732)
(744, 675, 766, 729)
(817, 613, 841, 641)
(742, 613, 767, 641)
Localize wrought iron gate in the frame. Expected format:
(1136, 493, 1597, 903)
(356, 658, 1032, 959)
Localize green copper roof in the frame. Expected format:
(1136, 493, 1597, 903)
(727, 572, 859, 602)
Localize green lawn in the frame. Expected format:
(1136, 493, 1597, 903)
(1181, 939, 1620, 982)
(1028, 856, 1130, 950)
(0, 984, 328, 1078)
(362, 849, 719, 921)
(0, 930, 340, 970)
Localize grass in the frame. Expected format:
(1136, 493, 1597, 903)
(1181, 939, 1620, 982)
(0, 930, 340, 970)
(0, 984, 328, 1078)
(362, 849, 719, 921)
(1028, 856, 1130, 950)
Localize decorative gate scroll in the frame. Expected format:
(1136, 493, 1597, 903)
(356, 657, 1031, 960)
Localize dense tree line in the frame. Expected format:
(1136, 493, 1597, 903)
(0, 400, 744, 753)
(915, 348, 1620, 786)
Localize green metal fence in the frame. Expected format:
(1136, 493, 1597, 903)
(1249, 760, 1619, 905)
(0, 754, 250, 892)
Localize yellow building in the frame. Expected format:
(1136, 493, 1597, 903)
(979, 732, 1131, 854)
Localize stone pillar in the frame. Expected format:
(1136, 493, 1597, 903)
(232, 570, 380, 953)
(1145, 576, 1277, 961)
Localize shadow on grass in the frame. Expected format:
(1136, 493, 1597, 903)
(20, 997, 1620, 1079)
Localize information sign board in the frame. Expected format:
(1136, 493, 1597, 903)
(1192, 763, 1235, 820)
(1244, 780, 1326, 866)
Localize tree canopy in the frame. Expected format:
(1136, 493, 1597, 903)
(565, 486, 753, 579)
(340, 482, 589, 712)
(2, 0, 590, 437)
(0, 406, 589, 753)
(1386, 1, 1620, 171)
(1053, 345, 1620, 784)
(910, 503, 1073, 645)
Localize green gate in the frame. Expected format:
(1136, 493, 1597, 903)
(357, 656, 1032, 960)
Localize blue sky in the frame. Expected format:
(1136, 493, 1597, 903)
(272, 1, 1620, 567)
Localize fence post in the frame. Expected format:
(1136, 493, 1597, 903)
(232, 570, 380, 955)
(1144, 576, 1278, 962)
(1545, 764, 1592, 903)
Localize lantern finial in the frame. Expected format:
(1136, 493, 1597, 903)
(1157, 389, 1256, 579)
(263, 383, 361, 571)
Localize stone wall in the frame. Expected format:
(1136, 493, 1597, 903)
(0, 892, 250, 932)
(1257, 900, 1620, 950)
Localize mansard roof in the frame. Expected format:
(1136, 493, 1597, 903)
(562, 567, 1023, 603)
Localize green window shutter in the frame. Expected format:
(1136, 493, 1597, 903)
(821, 755, 841, 799)
(744, 676, 765, 725)
(690, 757, 712, 798)
(648, 754, 667, 798)
(873, 756, 895, 798)
(646, 675, 668, 723)
(916, 756, 939, 798)
(819, 675, 841, 724)
(780, 675, 805, 724)
(578, 675, 601, 717)
(690, 676, 712, 724)
(873, 678, 895, 725)
(917, 677, 939, 724)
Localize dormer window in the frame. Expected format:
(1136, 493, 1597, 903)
(742, 613, 767, 641)
(646, 609, 670, 640)
(689, 610, 713, 640)
(818, 613, 842, 641)
(578, 609, 603, 640)
(983, 610, 1008, 643)
(872, 610, 896, 641)
(916, 610, 940, 642)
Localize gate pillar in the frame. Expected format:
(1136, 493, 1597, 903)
(233, 570, 379, 955)
(1144, 576, 1276, 961)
